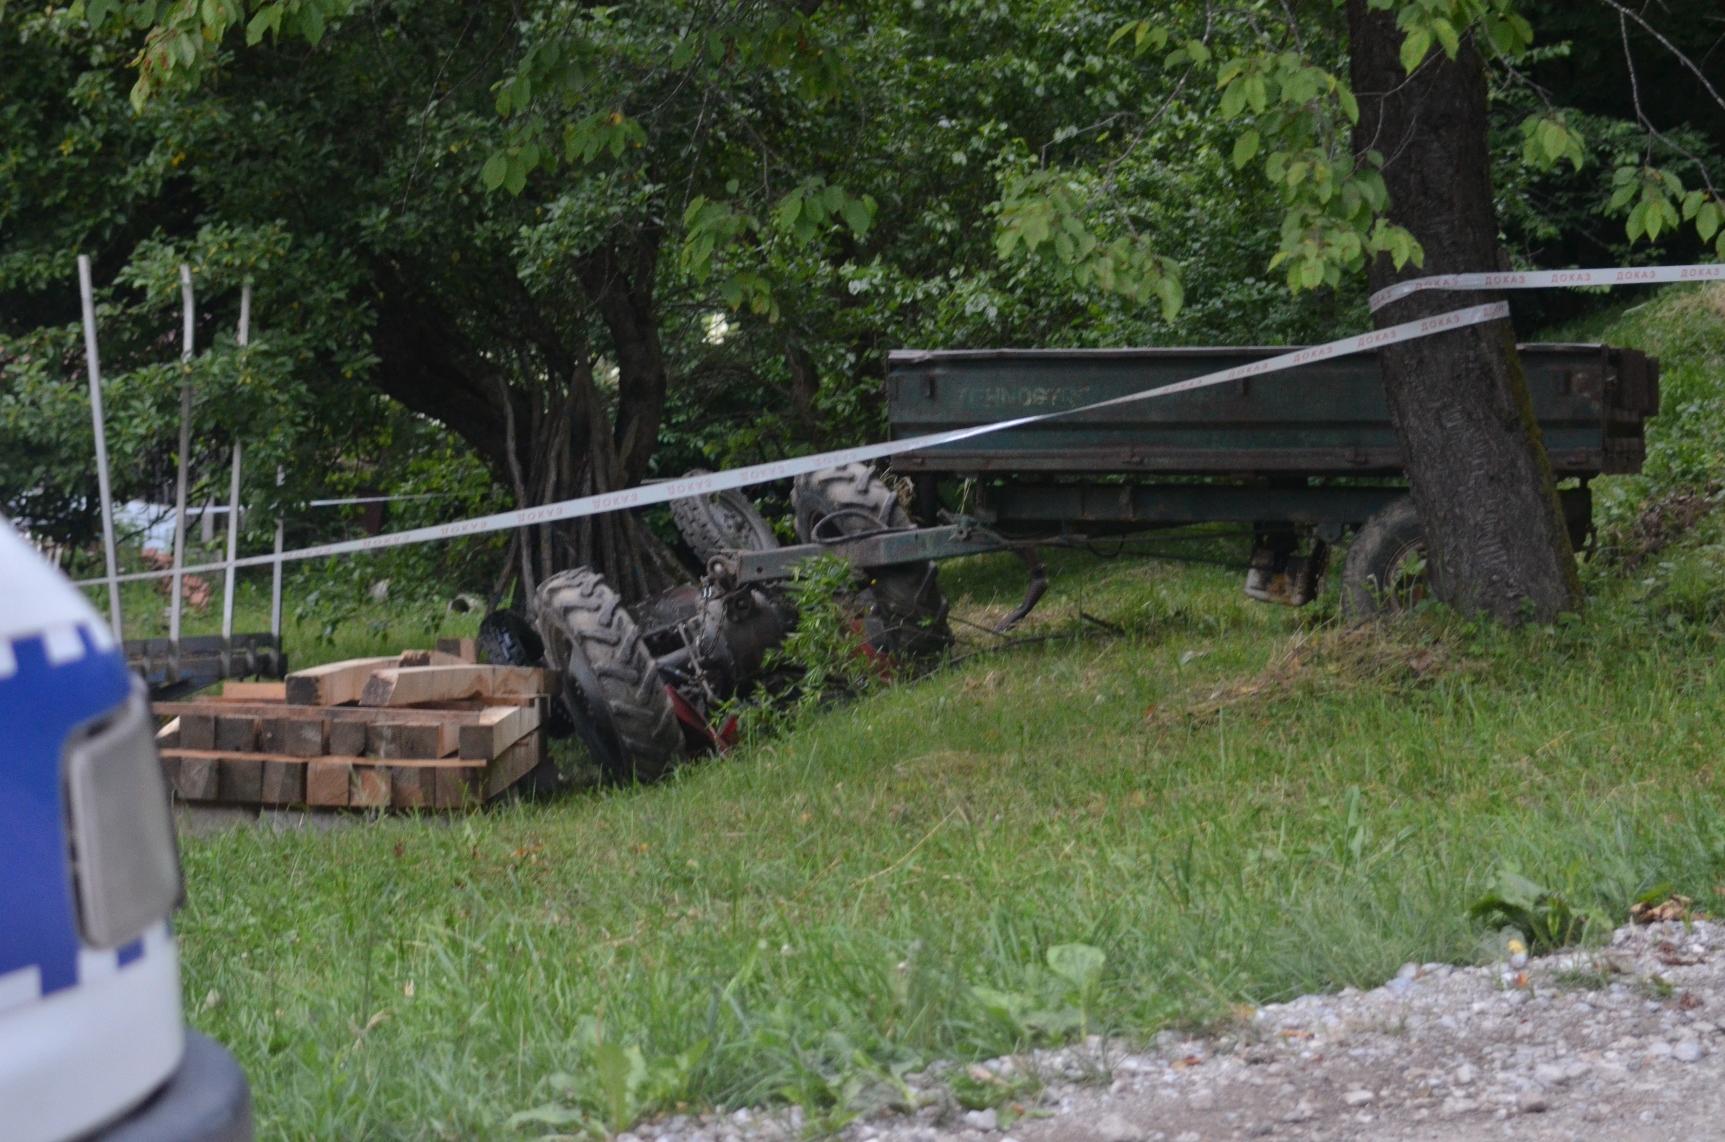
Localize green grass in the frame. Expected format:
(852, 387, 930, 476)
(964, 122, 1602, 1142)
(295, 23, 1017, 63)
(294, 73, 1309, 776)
(172, 284, 1725, 1138)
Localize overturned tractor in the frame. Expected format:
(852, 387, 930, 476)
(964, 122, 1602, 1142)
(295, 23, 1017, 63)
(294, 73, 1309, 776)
(478, 464, 953, 782)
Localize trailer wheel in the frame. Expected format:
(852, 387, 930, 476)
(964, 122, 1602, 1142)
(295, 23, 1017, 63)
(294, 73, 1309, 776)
(534, 568, 683, 782)
(670, 470, 779, 561)
(1341, 497, 1434, 620)
(792, 463, 952, 660)
(477, 609, 545, 667)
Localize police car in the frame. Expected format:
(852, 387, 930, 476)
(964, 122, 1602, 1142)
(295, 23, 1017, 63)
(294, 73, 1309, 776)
(0, 517, 251, 1141)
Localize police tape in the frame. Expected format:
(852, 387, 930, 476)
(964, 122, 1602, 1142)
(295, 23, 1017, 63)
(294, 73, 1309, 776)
(1369, 262, 1724, 312)
(87, 300, 1512, 587)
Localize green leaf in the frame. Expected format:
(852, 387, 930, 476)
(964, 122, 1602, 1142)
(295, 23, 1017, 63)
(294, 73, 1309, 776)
(503, 156, 526, 195)
(1698, 202, 1720, 244)
(1431, 17, 1460, 59)
(1627, 200, 1648, 242)
(841, 196, 872, 237)
(480, 152, 508, 191)
(1232, 129, 1260, 169)
(1337, 86, 1359, 123)
(1047, 943, 1105, 992)
(1299, 258, 1323, 289)
(300, 1, 325, 45)
(244, 6, 273, 45)
(1400, 28, 1431, 74)
(1220, 80, 1246, 120)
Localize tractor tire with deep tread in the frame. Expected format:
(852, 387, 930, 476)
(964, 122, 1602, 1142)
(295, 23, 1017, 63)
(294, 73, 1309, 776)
(1341, 496, 1433, 621)
(534, 568, 684, 783)
(791, 463, 952, 660)
(670, 471, 780, 562)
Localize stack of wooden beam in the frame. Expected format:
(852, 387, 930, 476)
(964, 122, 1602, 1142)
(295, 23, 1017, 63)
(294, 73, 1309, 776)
(152, 643, 551, 810)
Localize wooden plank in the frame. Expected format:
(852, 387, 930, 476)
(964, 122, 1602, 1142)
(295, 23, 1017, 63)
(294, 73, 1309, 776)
(214, 714, 258, 752)
(328, 719, 369, 758)
(154, 701, 500, 725)
(221, 758, 265, 803)
(284, 655, 400, 706)
(436, 637, 477, 663)
(390, 766, 433, 809)
(484, 733, 544, 799)
(173, 755, 219, 801)
(367, 721, 446, 761)
(433, 767, 479, 809)
(458, 701, 543, 761)
(260, 762, 306, 806)
(359, 665, 548, 708)
(221, 681, 287, 701)
(179, 713, 215, 751)
(161, 749, 482, 769)
(306, 761, 352, 806)
(261, 717, 326, 758)
(349, 767, 391, 808)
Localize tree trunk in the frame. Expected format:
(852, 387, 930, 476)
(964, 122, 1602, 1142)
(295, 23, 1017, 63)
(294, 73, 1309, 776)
(1347, 4, 1581, 623)
(369, 265, 686, 604)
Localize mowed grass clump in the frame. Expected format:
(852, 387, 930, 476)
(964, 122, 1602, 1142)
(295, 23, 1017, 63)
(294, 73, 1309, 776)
(175, 284, 1725, 1136)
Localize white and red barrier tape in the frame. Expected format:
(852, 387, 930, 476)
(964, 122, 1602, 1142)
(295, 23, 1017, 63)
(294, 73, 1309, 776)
(81, 257, 1722, 589)
(83, 300, 1512, 586)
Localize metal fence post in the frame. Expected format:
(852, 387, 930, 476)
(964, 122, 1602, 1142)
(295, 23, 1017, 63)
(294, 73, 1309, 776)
(76, 255, 123, 637)
(170, 264, 194, 650)
(221, 282, 251, 644)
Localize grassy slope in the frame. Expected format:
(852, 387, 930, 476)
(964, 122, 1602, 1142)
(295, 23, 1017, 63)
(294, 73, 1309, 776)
(177, 286, 1725, 1138)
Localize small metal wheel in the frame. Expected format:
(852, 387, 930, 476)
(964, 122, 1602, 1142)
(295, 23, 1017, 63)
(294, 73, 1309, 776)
(670, 470, 779, 561)
(791, 463, 952, 660)
(534, 568, 683, 783)
(1341, 497, 1433, 620)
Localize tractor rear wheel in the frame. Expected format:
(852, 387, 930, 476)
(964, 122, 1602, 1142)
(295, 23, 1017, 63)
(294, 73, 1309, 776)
(791, 463, 952, 660)
(534, 568, 683, 782)
(670, 471, 779, 562)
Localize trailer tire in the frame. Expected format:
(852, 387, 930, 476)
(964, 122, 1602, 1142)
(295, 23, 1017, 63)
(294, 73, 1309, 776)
(670, 471, 779, 561)
(792, 463, 952, 660)
(477, 609, 545, 667)
(1341, 497, 1433, 621)
(534, 568, 683, 783)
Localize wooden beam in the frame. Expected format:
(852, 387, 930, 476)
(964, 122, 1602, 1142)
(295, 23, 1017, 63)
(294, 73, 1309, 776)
(178, 712, 215, 751)
(160, 749, 483, 769)
(359, 665, 547, 708)
(260, 762, 305, 806)
(154, 701, 504, 725)
(220, 681, 287, 701)
(350, 767, 391, 808)
(483, 733, 545, 799)
(436, 636, 477, 663)
(458, 701, 543, 761)
(306, 761, 351, 806)
(285, 656, 401, 706)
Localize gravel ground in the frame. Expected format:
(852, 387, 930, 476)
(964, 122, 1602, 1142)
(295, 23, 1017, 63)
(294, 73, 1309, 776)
(630, 919, 1725, 1142)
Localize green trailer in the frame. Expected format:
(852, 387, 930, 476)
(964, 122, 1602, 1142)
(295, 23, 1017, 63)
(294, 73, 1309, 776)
(874, 342, 1658, 615)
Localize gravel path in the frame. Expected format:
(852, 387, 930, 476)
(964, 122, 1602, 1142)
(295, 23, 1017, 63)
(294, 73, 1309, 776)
(631, 919, 1725, 1142)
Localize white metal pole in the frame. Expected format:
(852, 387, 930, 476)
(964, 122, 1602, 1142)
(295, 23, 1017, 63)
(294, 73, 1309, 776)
(270, 465, 285, 637)
(169, 264, 194, 644)
(221, 282, 251, 642)
(77, 256, 124, 637)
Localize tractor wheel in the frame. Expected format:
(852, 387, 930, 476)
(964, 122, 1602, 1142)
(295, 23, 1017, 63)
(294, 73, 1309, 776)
(791, 463, 952, 660)
(670, 470, 779, 561)
(1341, 497, 1433, 621)
(534, 568, 683, 783)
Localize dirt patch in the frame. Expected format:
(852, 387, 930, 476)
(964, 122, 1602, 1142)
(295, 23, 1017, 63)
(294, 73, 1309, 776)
(1145, 626, 1461, 730)
(1617, 487, 1721, 569)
